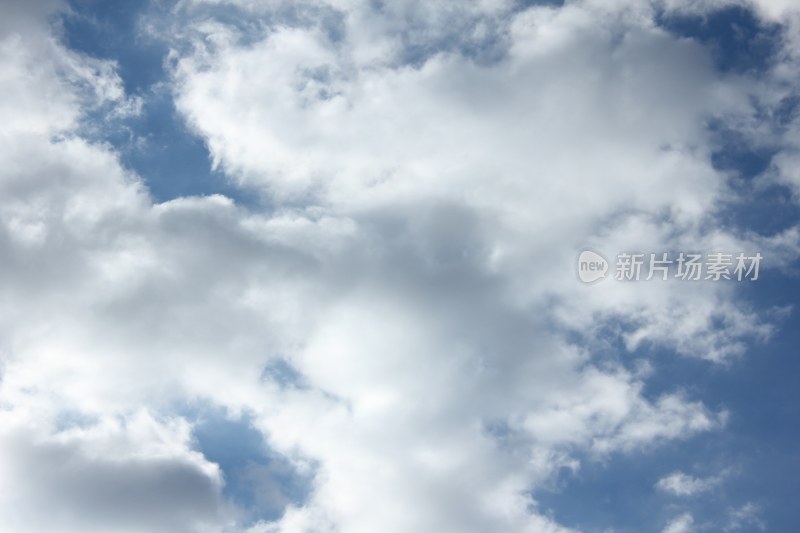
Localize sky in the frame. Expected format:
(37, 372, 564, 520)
(0, 0, 798, 532)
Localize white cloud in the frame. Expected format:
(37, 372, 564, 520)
(725, 502, 766, 531)
(171, 0, 786, 365)
(663, 513, 695, 533)
(0, 409, 233, 533)
(656, 471, 726, 496)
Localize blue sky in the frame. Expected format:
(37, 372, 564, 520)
(60, 0, 257, 204)
(0, 0, 799, 532)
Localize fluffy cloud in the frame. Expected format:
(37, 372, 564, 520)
(0, 0, 798, 531)
(171, 0, 788, 364)
(0, 410, 232, 533)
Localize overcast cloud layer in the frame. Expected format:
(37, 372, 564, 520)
(0, 0, 799, 532)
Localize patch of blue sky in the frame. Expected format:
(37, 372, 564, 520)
(655, 5, 798, 216)
(191, 406, 312, 524)
(655, 6, 800, 238)
(709, 121, 776, 180)
(535, 452, 682, 532)
(261, 358, 310, 390)
(59, 1, 164, 94)
(654, 3, 797, 238)
(57, 0, 261, 207)
(540, 271, 800, 532)
(717, 180, 800, 236)
(655, 5, 783, 75)
(710, 137, 800, 237)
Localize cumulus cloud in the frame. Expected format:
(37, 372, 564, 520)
(170, 0, 791, 364)
(0, 0, 798, 531)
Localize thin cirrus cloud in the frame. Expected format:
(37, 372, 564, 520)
(0, 0, 798, 532)
(656, 471, 726, 496)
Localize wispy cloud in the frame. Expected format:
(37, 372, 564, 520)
(656, 470, 727, 496)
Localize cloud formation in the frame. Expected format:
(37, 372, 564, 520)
(0, 0, 798, 531)
(656, 471, 726, 496)
(662, 513, 695, 533)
